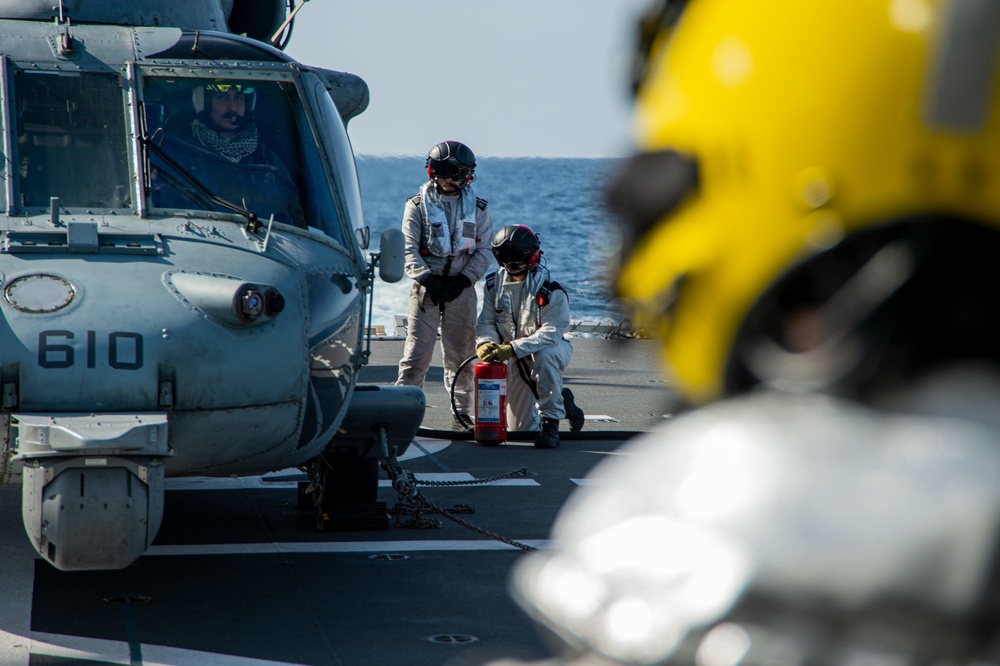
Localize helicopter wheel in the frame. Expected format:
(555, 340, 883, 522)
(318, 450, 379, 505)
(312, 451, 387, 532)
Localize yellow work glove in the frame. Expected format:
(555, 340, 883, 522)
(493, 344, 516, 362)
(477, 342, 499, 361)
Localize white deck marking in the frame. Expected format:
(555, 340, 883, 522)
(383, 472, 539, 487)
(400, 437, 451, 460)
(7, 631, 307, 665)
(166, 471, 539, 491)
(163, 436, 455, 491)
(147, 539, 550, 556)
(587, 415, 619, 422)
(166, 476, 302, 490)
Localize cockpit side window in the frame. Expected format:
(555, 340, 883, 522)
(0, 73, 6, 213)
(12, 70, 131, 210)
(307, 78, 364, 244)
(142, 75, 344, 244)
(293, 100, 344, 242)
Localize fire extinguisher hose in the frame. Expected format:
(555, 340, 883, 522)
(450, 355, 479, 432)
(426, 355, 640, 442)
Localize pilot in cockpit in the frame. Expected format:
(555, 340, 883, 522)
(150, 79, 305, 226)
(190, 82, 284, 170)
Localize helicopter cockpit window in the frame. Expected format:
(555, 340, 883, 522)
(142, 76, 344, 243)
(12, 71, 131, 210)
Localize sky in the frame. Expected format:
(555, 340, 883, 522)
(283, 0, 652, 158)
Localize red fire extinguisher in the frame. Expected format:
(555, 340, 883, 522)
(474, 360, 507, 444)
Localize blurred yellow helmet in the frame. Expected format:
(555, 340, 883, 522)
(611, 0, 1000, 405)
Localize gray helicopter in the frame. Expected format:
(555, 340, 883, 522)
(0, 0, 424, 571)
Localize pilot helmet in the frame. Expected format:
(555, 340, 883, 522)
(426, 140, 476, 185)
(492, 224, 542, 276)
(192, 80, 258, 116)
(608, 0, 1000, 406)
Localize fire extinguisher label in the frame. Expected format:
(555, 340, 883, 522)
(476, 378, 506, 422)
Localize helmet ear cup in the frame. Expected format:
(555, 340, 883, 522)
(428, 166, 433, 180)
(528, 248, 542, 267)
(192, 84, 257, 115)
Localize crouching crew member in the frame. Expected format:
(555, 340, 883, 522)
(476, 225, 585, 448)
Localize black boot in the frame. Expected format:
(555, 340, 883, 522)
(562, 388, 585, 432)
(534, 418, 560, 449)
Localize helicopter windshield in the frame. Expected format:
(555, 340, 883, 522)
(4, 69, 347, 245)
(142, 76, 341, 238)
(12, 70, 132, 210)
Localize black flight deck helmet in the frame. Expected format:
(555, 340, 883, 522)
(492, 224, 542, 277)
(426, 140, 476, 185)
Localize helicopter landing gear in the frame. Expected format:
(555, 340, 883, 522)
(299, 450, 388, 532)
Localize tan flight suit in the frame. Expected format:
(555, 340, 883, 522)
(395, 185, 494, 416)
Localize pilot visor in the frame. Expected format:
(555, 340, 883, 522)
(205, 82, 255, 94)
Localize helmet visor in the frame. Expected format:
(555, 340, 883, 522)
(431, 162, 471, 181)
(494, 244, 535, 268)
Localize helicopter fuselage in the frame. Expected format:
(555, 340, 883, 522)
(0, 14, 419, 571)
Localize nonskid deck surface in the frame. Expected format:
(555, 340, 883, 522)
(362, 336, 677, 434)
(1, 436, 638, 665)
(1, 338, 677, 666)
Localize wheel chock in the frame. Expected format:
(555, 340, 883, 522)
(317, 502, 389, 532)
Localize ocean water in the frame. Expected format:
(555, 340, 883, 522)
(356, 156, 628, 331)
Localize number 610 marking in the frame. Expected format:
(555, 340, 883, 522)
(38, 330, 144, 370)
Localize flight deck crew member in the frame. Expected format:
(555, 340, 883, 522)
(395, 141, 494, 431)
(494, 1, 1000, 664)
(475, 225, 585, 449)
